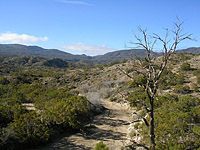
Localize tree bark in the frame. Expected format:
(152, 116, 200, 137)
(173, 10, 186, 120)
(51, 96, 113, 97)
(149, 100, 155, 150)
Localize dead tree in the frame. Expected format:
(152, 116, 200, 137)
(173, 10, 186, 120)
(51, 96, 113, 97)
(119, 19, 193, 150)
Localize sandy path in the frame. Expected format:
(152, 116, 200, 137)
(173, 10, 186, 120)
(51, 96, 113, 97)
(37, 99, 133, 150)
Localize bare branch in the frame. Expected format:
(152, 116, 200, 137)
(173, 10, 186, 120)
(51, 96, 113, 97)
(116, 65, 134, 81)
(132, 112, 149, 127)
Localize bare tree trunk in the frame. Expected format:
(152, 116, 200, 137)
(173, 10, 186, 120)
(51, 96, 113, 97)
(149, 100, 155, 150)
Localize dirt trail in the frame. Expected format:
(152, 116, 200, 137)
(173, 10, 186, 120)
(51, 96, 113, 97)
(38, 99, 134, 150)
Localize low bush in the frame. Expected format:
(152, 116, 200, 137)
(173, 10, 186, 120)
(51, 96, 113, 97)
(94, 141, 109, 150)
(8, 112, 50, 148)
(159, 69, 177, 89)
(109, 96, 117, 102)
(180, 62, 191, 71)
(128, 75, 147, 88)
(193, 69, 200, 76)
(41, 96, 91, 128)
(197, 76, 200, 84)
(0, 104, 27, 127)
(174, 84, 190, 94)
(138, 95, 200, 150)
(128, 87, 147, 110)
(0, 77, 10, 85)
(174, 73, 185, 85)
(191, 83, 199, 92)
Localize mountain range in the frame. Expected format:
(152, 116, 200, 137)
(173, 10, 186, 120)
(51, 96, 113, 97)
(0, 44, 200, 63)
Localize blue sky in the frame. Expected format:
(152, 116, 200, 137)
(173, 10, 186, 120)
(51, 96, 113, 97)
(0, 0, 199, 55)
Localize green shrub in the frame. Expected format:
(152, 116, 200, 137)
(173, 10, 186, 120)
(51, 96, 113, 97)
(41, 96, 91, 128)
(97, 64, 106, 70)
(0, 104, 27, 127)
(125, 68, 134, 74)
(177, 53, 191, 61)
(0, 105, 13, 127)
(174, 84, 190, 94)
(131, 95, 200, 149)
(177, 96, 200, 112)
(191, 83, 199, 92)
(9, 112, 50, 147)
(159, 69, 176, 89)
(174, 73, 185, 85)
(193, 69, 200, 84)
(154, 96, 200, 150)
(121, 59, 128, 63)
(128, 80, 135, 88)
(109, 96, 117, 102)
(94, 141, 109, 150)
(180, 62, 191, 71)
(134, 75, 147, 86)
(0, 126, 18, 150)
(133, 123, 140, 130)
(0, 77, 9, 85)
(193, 69, 200, 76)
(128, 87, 147, 110)
(155, 94, 178, 109)
(159, 69, 185, 88)
(108, 61, 120, 66)
(128, 75, 147, 88)
(197, 75, 200, 84)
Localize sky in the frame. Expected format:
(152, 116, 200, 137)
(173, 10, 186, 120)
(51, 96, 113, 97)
(0, 0, 199, 56)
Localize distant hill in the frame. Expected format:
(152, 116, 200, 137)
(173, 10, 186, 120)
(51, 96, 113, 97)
(93, 49, 163, 63)
(176, 47, 200, 54)
(0, 44, 92, 62)
(0, 44, 199, 64)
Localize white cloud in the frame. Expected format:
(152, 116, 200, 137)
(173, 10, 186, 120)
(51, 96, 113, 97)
(0, 33, 48, 44)
(61, 42, 116, 56)
(58, 0, 94, 6)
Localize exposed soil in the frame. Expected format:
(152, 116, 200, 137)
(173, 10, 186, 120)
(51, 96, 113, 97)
(35, 99, 134, 150)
